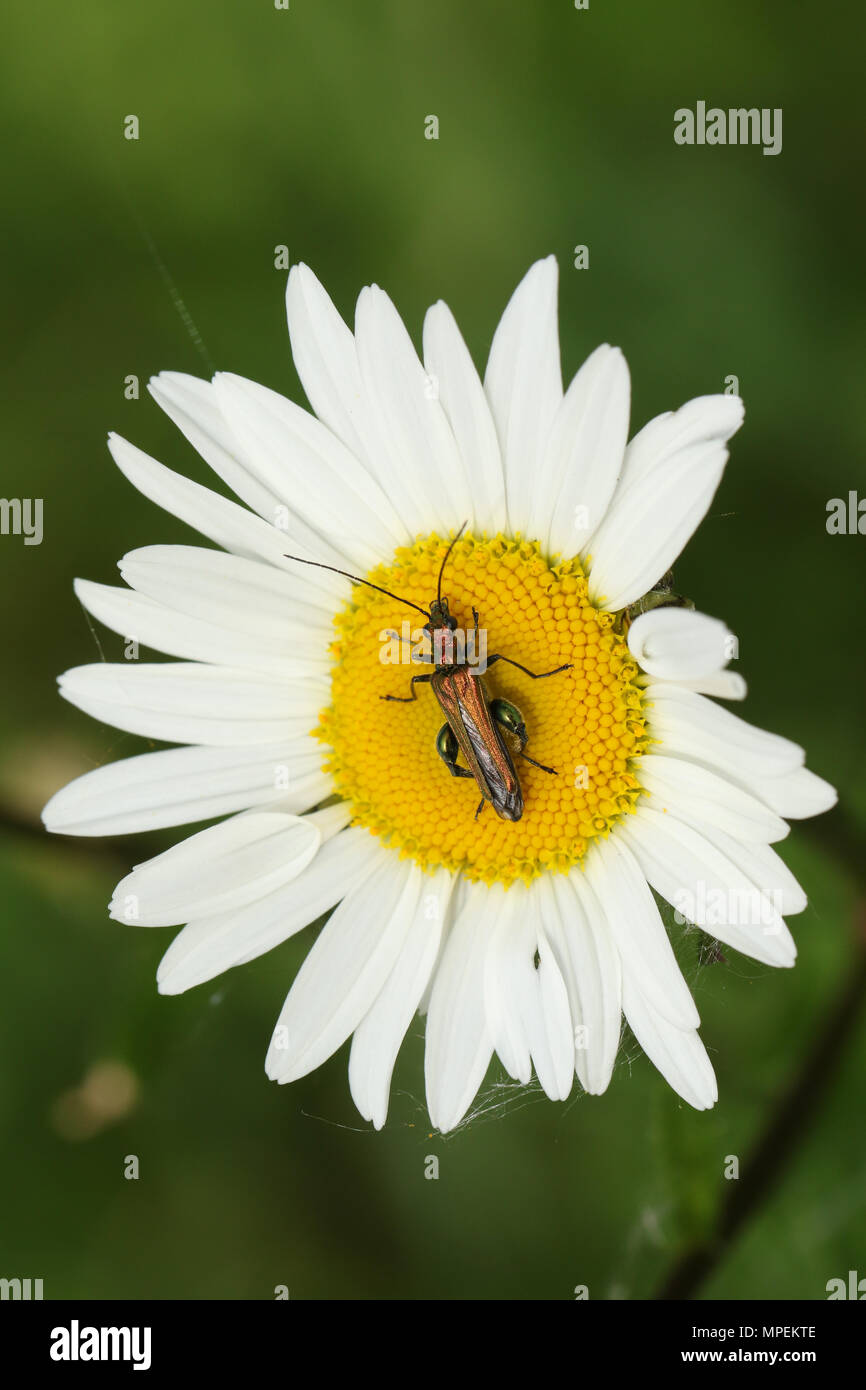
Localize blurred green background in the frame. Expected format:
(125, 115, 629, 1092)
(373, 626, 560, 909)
(1, 0, 864, 1299)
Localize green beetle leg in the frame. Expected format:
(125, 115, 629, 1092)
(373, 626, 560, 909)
(435, 722, 474, 779)
(490, 698, 557, 776)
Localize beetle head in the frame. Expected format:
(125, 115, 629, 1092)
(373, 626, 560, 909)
(426, 597, 458, 632)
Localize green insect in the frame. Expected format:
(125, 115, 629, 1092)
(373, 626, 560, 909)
(619, 568, 695, 633)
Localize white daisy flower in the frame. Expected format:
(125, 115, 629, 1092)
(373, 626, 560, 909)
(43, 257, 836, 1132)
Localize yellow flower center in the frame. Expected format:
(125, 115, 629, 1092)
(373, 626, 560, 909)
(317, 533, 648, 886)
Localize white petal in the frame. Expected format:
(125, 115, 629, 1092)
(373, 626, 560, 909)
(349, 867, 454, 1128)
(285, 262, 376, 468)
(58, 662, 323, 747)
(298, 802, 353, 841)
(422, 300, 507, 534)
(266, 853, 418, 1083)
(42, 742, 330, 836)
(535, 345, 631, 557)
(424, 881, 496, 1132)
(644, 684, 834, 821)
(119, 545, 338, 631)
(289, 265, 437, 536)
(584, 834, 700, 1029)
(639, 753, 789, 844)
(483, 888, 530, 1082)
(644, 683, 803, 777)
(686, 823, 807, 916)
(148, 372, 282, 520)
(107, 433, 347, 598)
(587, 395, 744, 611)
(355, 284, 471, 532)
(211, 372, 407, 564)
(484, 883, 573, 1100)
(755, 766, 837, 819)
(621, 976, 718, 1110)
(620, 806, 796, 967)
(156, 815, 373, 995)
(110, 811, 321, 926)
(542, 874, 622, 1094)
(661, 670, 748, 700)
(484, 257, 562, 532)
(417, 874, 469, 1017)
(617, 395, 743, 496)
(628, 608, 734, 681)
(74, 579, 327, 679)
(533, 914, 577, 1101)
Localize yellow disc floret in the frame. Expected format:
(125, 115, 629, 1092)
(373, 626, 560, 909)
(317, 533, 648, 886)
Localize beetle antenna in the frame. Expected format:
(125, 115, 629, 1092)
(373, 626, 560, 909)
(437, 521, 468, 606)
(283, 553, 431, 619)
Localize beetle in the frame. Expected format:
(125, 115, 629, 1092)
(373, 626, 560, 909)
(284, 525, 571, 822)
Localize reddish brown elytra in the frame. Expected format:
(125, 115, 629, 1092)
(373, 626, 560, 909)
(284, 524, 571, 821)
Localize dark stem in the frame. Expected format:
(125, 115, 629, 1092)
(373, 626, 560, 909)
(654, 896, 866, 1300)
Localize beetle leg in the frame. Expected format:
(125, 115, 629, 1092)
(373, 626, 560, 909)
(519, 751, 557, 775)
(381, 673, 433, 702)
(490, 697, 526, 741)
(474, 797, 486, 820)
(491, 697, 557, 776)
(435, 722, 475, 779)
(485, 654, 572, 679)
